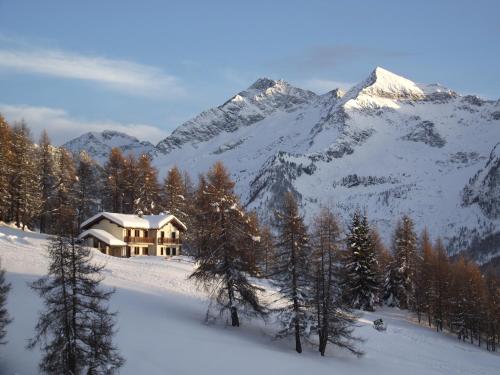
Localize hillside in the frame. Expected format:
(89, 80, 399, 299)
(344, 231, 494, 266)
(1, 224, 499, 375)
(63, 67, 500, 265)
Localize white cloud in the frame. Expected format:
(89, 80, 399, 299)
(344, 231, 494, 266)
(0, 46, 185, 98)
(301, 78, 354, 94)
(0, 104, 169, 145)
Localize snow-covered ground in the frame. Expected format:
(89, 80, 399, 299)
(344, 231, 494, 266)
(0, 224, 499, 375)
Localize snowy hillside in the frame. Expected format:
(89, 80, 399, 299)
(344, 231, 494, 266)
(63, 67, 500, 264)
(1, 224, 499, 375)
(62, 130, 155, 164)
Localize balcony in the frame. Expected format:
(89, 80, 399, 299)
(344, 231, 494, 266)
(158, 237, 181, 245)
(124, 236, 155, 244)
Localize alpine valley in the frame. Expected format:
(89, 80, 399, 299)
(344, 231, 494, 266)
(63, 67, 500, 267)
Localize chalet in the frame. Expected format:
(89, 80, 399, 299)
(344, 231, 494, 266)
(79, 212, 186, 257)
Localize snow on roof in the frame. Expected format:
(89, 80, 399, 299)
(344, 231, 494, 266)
(79, 229, 127, 246)
(80, 212, 187, 231)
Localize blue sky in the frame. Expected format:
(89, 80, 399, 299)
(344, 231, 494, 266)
(0, 0, 499, 144)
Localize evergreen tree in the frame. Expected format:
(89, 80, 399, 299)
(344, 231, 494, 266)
(189, 162, 266, 327)
(414, 228, 432, 324)
(384, 216, 418, 309)
(191, 174, 211, 258)
(28, 234, 124, 374)
(257, 225, 275, 276)
(310, 208, 362, 357)
(272, 192, 311, 353)
(342, 210, 380, 311)
(484, 267, 500, 351)
(0, 259, 12, 345)
(102, 148, 125, 213)
(37, 130, 56, 233)
(371, 226, 392, 304)
(135, 154, 160, 214)
(75, 151, 101, 228)
(162, 166, 187, 218)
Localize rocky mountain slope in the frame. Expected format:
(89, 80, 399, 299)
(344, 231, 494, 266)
(64, 67, 500, 264)
(63, 130, 155, 164)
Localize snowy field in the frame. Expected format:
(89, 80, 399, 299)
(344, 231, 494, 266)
(0, 224, 499, 375)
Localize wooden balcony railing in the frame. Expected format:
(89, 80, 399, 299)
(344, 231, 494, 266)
(124, 236, 155, 244)
(158, 237, 181, 245)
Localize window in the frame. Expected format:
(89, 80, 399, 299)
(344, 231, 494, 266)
(160, 247, 164, 255)
(172, 248, 176, 256)
(135, 229, 140, 237)
(142, 247, 148, 256)
(144, 230, 148, 238)
(160, 231, 165, 238)
(166, 248, 171, 256)
(134, 247, 139, 255)
(127, 229, 131, 237)
(171, 232, 176, 239)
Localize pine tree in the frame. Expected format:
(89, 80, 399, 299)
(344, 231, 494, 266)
(0, 259, 12, 345)
(75, 151, 101, 228)
(310, 208, 362, 357)
(272, 192, 311, 353)
(102, 148, 125, 213)
(384, 215, 418, 309)
(342, 210, 380, 311)
(28, 234, 124, 374)
(134, 154, 160, 215)
(189, 162, 266, 327)
(37, 130, 56, 233)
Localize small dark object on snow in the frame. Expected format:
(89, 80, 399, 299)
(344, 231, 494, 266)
(373, 318, 387, 331)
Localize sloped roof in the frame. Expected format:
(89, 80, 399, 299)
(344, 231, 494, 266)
(79, 229, 127, 246)
(80, 212, 187, 231)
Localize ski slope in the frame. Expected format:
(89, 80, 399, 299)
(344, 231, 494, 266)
(0, 224, 498, 375)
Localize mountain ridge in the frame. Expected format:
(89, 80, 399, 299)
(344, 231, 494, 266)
(62, 67, 500, 266)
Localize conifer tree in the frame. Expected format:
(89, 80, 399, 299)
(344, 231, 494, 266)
(310, 208, 362, 357)
(484, 268, 500, 351)
(384, 215, 418, 309)
(38, 130, 56, 233)
(8, 122, 41, 229)
(134, 154, 160, 215)
(75, 151, 101, 228)
(414, 228, 432, 324)
(121, 154, 140, 214)
(191, 174, 211, 258)
(189, 162, 266, 327)
(0, 115, 13, 222)
(342, 210, 380, 311)
(431, 238, 450, 332)
(28, 234, 124, 374)
(162, 166, 187, 217)
(272, 192, 311, 353)
(103, 148, 125, 213)
(257, 225, 275, 276)
(0, 259, 12, 345)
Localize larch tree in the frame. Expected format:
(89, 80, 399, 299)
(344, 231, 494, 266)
(37, 130, 56, 233)
(431, 238, 450, 332)
(272, 192, 311, 353)
(8, 122, 41, 229)
(189, 162, 266, 327)
(310, 208, 362, 357)
(121, 154, 140, 214)
(102, 148, 125, 213)
(414, 228, 433, 324)
(0, 115, 12, 222)
(342, 210, 380, 311)
(0, 259, 12, 345)
(257, 225, 275, 276)
(28, 233, 124, 374)
(162, 166, 187, 218)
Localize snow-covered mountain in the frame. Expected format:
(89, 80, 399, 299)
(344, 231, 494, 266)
(64, 67, 500, 264)
(63, 130, 155, 164)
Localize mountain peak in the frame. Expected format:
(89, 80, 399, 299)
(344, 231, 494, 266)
(342, 66, 425, 109)
(248, 77, 281, 91)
